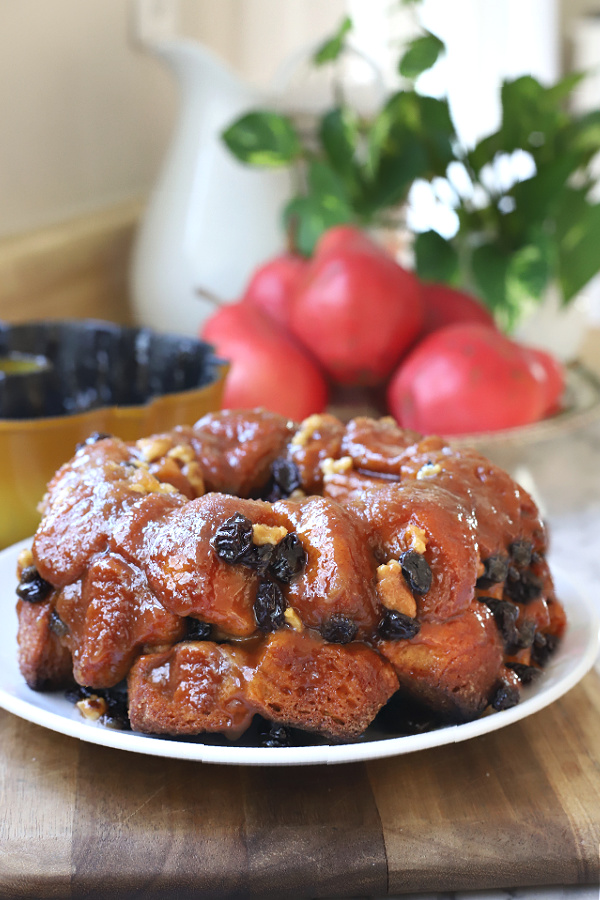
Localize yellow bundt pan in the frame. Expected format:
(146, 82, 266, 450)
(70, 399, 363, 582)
(0, 320, 227, 547)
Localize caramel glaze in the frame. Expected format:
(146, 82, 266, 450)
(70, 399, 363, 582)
(17, 408, 567, 741)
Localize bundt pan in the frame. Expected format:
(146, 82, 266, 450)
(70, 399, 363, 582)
(0, 319, 227, 547)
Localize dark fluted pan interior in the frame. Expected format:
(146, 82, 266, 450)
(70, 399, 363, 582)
(0, 320, 223, 419)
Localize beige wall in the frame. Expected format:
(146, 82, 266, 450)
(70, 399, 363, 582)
(0, 1, 173, 238)
(561, 0, 600, 66)
(0, 0, 345, 241)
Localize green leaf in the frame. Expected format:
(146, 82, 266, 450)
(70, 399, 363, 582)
(398, 31, 445, 80)
(313, 16, 352, 66)
(556, 190, 600, 302)
(368, 91, 455, 185)
(500, 76, 547, 150)
(499, 76, 567, 159)
(319, 107, 360, 180)
(510, 152, 580, 227)
(505, 239, 553, 328)
(221, 111, 302, 166)
(284, 195, 353, 257)
(471, 237, 553, 330)
(284, 161, 355, 255)
(414, 230, 460, 284)
(467, 132, 502, 174)
(564, 109, 600, 162)
(546, 70, 587, 104)
(363, 140, 427, 214)
(471, 243, 511, 318)
(416, 95, 456, 173)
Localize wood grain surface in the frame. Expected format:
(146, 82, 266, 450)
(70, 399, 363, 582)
(1, 672, 599, 900)
(0, 202, 139, 327)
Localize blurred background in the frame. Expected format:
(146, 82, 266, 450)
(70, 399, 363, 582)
(0, 0, 596, 240)
(0, 1, 598, 269)
(0, 0, 599, 424)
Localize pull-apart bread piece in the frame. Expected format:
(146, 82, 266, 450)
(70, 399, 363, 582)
(16, 409, 566, 742)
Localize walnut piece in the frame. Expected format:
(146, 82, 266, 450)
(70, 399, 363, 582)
(252, 524, 288, 546)
(376, 560, 418, 618)
(320, 456, 353, 477)
(76, 696, 108, 721)
(136, 436, 173, 463)
(284, 608, 304, 632)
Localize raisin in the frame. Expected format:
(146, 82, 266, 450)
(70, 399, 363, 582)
(476, 553, 509, 588)
(241, 542, 275, 575)
(378, 609, 421, 641)
(510, 539, 533, 569)
(270, 533, 307, 583)
(49, 610, 68, 638)
(64, 684, 130, 729)
(531, 631, 559, 667)
(211, 513, 253, 563)
(65, 685, 93, 704)
(272, 458, 301, 496)
(102, 685, 131, 730)
(254, 581, 287, 632)
(76, 431, 112, 451)
(321, 614, 358, 644)
(16, 566, 53, 604)
(504, 569, 543, 604)
(184, 618, 212, 641)
(506, 662, 541, 684)
(262, 458, 302, 501)
(490, 681, 520, 711)
(259, 720, 291, 748)
(481, 598, 520, 647)
(515, 619, 536, 650)
(399, 550, 432, 595)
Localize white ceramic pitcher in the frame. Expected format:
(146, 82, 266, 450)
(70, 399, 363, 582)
(131, 38, 292, 337)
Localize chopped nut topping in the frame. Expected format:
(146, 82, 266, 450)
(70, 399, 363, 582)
(76, 696, 107, 721)
(128, 468, 167, 496)
(320, 456, 353, 477)
(284, 607, 304, 632)
(289, 488, 306, 500)
(291, 414, 328, 447)
(416, 462, 442, 480)
(183, 460, 205, 495)
(17, 548, 34, 576)
(402, 524, 428, 555)
(252, 523, 288, 546)
(376, 560, 418, 618)
(168, 444, 195, 464)
(130, 458, 150, 470)
(136, 436, 173, 462)
(157, 482, 178, 494)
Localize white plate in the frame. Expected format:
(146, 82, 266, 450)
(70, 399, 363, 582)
(1, 538, 598, 766)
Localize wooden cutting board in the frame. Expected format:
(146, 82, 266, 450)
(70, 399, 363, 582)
(1, 671, 599, 900)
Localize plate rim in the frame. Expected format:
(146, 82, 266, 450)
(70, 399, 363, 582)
(1, 537, 598, 767)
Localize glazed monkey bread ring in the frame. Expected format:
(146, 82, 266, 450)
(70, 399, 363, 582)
(16, 409, 566, 743)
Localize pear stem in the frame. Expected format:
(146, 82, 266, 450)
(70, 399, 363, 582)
(195, 286, 224, 307)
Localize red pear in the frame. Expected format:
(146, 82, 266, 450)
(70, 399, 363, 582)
(386, 323, 548, 435)
(242, 252, 308, 331)
(289, 228, 423, 386)
(420, 282, 496, 338)
(202, 302, 328, 420)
